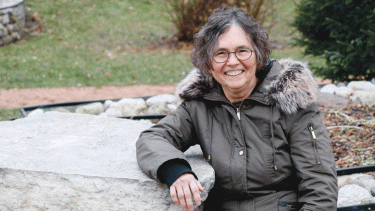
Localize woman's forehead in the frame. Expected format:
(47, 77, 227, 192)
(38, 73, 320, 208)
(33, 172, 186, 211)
(215, 25, 253, 50)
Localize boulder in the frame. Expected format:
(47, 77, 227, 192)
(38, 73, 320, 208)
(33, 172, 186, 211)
(335, 87, 353, 98)
(146, 94, 176, 107)
(0, 112, 215, 210)
(338, 184, 374, 207)
(104, 98, 147, 117)
(320, 84, 338, 94)
(347, 81, 375, 92)
(350, 91, 375, 107)
(76, 102, 104, 115)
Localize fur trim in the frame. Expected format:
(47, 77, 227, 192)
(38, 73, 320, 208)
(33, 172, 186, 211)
(175, 58, 318, 114)
(175, 68, 215, 101)
(265, 58, 318, 114)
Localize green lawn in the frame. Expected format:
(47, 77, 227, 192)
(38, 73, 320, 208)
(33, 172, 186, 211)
(0, 0, 323, 121)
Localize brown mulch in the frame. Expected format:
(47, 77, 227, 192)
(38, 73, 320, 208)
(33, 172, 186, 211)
(319, 102, 375, 169)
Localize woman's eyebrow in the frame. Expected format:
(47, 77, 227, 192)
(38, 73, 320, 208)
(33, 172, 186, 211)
(215, 45, 251, 51)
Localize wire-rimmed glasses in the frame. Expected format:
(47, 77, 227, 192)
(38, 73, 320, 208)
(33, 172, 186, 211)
(212, 48, 254, 63)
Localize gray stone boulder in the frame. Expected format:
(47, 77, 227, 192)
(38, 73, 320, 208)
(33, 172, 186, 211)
(0, 112, 215, 210)
(76, 102, 104, 115)
(347, 81, 375, 92)
(104, 98, 147, 117)
(146, 94, 176, 107)
(338, 184, 374, 207)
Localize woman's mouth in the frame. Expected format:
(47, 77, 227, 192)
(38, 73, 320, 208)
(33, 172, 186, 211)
(224, 70, 244, 76)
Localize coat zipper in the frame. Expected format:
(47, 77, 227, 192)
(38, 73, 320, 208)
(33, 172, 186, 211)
(308, 124, 321, 165)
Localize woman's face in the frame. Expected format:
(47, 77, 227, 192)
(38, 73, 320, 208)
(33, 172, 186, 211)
(209, 25, 258, 101)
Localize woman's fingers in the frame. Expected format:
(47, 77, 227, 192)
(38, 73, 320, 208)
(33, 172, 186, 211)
(170, 185, 180, 205)
(170, 173, 204, 211)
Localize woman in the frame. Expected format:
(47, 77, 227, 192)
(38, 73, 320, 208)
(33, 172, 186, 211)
(136, 6, 338, 211)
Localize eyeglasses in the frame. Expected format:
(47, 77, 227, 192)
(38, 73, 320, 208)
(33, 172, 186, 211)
(212, 48, 254, 63)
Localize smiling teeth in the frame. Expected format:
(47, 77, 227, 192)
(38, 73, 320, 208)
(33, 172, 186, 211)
(225, 70, 243, 76)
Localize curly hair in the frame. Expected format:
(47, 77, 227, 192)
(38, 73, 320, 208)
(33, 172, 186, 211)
(191, 6, 271, 75)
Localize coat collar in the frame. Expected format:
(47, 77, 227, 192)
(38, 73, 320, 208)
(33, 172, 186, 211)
(175, 58, 319, 114)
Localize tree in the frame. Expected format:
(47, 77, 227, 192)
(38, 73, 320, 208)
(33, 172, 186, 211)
(168, 0, 279, 42)
(292, 0, 375, 82)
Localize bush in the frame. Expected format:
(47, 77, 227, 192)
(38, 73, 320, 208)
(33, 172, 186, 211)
(167, 0, 279, 42)
(292, 0, 375, 82)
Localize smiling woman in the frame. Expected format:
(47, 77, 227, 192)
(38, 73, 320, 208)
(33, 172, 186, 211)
(136, 6, 338, 211)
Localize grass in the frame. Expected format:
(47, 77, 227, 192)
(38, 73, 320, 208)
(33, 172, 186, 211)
(0, 0, 323, 121)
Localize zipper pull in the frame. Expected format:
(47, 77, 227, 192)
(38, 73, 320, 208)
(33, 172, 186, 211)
(308, 124, 317, 139)
(236, 108, 241, 120)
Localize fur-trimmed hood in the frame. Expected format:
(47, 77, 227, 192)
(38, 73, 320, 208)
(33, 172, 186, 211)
(175, 58, 319, 114)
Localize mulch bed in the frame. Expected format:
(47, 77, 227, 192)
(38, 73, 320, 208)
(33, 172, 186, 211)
(318, 101, 375, 169)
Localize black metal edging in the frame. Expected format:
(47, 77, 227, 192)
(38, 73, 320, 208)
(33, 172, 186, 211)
(337, 164, 375, 176)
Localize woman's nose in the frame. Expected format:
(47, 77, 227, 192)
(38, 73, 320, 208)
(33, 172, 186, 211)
(226, 52, 240, 65)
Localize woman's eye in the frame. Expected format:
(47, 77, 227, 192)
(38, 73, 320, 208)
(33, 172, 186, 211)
(215, 51, 226, 56)
(238, 49, 249, 53)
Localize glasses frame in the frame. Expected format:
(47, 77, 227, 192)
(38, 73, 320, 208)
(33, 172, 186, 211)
(212, 48, 254, 63)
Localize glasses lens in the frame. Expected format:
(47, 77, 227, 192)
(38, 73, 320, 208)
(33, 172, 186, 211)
(236, 49, 252, 60)
(213, 51, 228, 63)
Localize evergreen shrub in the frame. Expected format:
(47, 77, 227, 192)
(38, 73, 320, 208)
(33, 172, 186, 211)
(292, 0, 375, 82)
(167, 0, 278, 42)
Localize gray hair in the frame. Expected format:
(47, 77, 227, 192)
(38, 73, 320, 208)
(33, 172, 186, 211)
(191, 6, 271, 75)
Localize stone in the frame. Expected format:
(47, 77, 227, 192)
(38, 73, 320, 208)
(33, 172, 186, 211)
(335, 87, 353, 98)
(320, 84, 338, 94)
(10, 31, 20, 40)
(146, 94, 176, 107)
(0, 23, 8, 37)
(76, 102, 104, 115)
(0, 13, 10, 25)
(50, 107, 71, 113)
(27, 108, 44, 117)
(103, 100, 114, 111)
(337, 173, 374, 188)
(104, 98, 146, 117)
(6, 23, 14, 32)
(371, 78, 375, 85)
(347, 81, 375, 92)
(146, 103, 171, 115)
(350, 91, 375, 107)
(0, 112, 215, 210)
(338, 184, 373, 207)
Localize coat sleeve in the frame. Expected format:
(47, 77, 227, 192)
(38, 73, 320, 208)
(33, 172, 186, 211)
(286, 104, 338, 211)
(136, 100, 198, 182)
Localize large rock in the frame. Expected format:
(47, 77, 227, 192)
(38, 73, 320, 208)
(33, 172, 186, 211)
(338, 184, 374, 207)
(104, 98, 147, 117)
(0, 112, 215, 210)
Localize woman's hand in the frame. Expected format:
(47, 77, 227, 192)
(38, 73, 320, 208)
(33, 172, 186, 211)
(170, 173, 204, 211)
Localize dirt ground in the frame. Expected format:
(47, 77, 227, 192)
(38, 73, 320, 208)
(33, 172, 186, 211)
(0, 85, 175, 109)
(0, 78, 334, 109)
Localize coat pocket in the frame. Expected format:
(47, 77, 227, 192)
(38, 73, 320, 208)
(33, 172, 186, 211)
(307, 123, 321, 165)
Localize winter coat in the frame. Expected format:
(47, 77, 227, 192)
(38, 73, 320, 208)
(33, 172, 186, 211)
(136, 58, 338, 211)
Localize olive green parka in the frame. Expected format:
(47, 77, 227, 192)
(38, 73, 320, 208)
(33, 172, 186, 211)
(136, 59, 338, 210)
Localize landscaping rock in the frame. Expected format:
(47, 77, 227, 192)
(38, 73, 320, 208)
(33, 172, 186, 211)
(338, 184, 374, 207)
(146, 94, 176, 107)
(320, 84, 338, 94)
(319, 81, 375, 106)
(335, 87, 353, 98)
(350, 91, 375, 107)
(347, 81, 375, 92)
(76, 102, 104, 115)
(27, 108, 44, 117)
(104, 98, 147, 117)
(0, 112, 215, 210)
